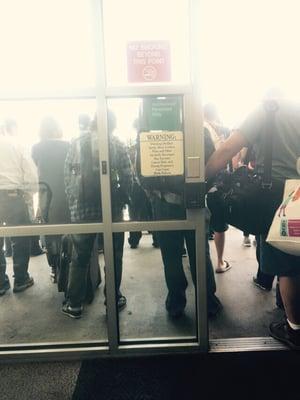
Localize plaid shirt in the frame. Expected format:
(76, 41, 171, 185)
(65, 132, 132, 223)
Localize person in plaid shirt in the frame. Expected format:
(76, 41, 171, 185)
(63, 111, 132, 318)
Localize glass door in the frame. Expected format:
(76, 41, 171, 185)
(0, 0, 207, 359)
(99, 0, 208, 352)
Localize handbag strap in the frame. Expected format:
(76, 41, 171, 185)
(262, 100, 279, 187)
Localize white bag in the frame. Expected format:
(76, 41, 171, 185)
(266, 179, 300, 256)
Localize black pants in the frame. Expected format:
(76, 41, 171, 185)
(44, 235, 62, 269)
(66, 232, 124, 307)
(152, 196, 221, 314)
(255, 235, 275, 289)
(0, 191, 31, 285)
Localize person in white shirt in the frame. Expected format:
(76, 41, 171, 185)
(0, 124, 38, 295)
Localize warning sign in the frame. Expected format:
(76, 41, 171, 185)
(140, 131, 183, 177)
(127, 41, 171, 83)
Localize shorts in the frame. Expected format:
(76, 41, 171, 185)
(260, 235, 300, 277)
(206, 189, 228, 233)
(209, 208, 228, 233)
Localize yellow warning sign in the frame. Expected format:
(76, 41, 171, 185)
(140, 131, 184, 177)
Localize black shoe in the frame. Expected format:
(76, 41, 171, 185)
(208, 301, 223, 318)
(4, 250, 12, 258)
(13, 276, 34, 293)
(166, 292, 186, 318)
(252, 277, 272, 291)
(62, 303, 82, 319)
(104, 295, 127, 311)
(182, 247, 187, 257)
(168, 307, 185, 318)
(117, 295, 127, 311)
(0, 277, 10, 296)
(31, 247, 45, 256)
(269, 320, 300, 350)
(152, 242, 160, 248)
(208, 233, 214, 241)
(130, 244, 138, 249)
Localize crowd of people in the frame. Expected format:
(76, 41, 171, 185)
(0, 94, 300, 350)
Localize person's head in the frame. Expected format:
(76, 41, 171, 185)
(4, 118, 18, 136)
(39, 117, 62, 140)
(78, 114, 91, 133)
(107, 110, 116, 134)
(263, 86, 284, 101)
(90, 110, 117, 134)
(203, 103, 220, 123)
(132, 118, 140, 132)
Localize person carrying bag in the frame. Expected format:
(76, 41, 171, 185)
(206, 100, 284, 236)
(205, 96, 300, 350)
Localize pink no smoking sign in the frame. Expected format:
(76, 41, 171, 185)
(127, 41, 171, 83)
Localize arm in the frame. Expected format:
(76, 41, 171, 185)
(232, 147, 248, 170)
(205, 130, 248, 179)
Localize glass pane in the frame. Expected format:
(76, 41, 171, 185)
(0, 0, 95, 95)
(0, 100, 107, 344)
(108, 96, 185, 222)
(0, 99, 101, 226)
(0, 233, 107, 345)
(118, 229, 199, 341)
(103, 0, 190, 85)
(208, 227, 284, 340)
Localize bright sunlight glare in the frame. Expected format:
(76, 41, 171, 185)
(1, 0, 300, 141)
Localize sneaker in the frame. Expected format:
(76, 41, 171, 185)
(104, 295, 127, 311)
(62, 303, 82, 319)
(269, 320, 300, 350)
(50, 267, 57, 283)
(117, 295, 127, 311)
(243, 236, 251, 247)
(0, 278, 10, 296)
(252, 276, 272, 291)
(13, 276, 34, 293)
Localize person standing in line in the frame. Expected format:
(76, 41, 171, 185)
(205, 95, 300, 349)
(63, 111, 133, 318)
(32, 116, 70, 282)
(204, 103, 231, 273)
(4, 118, 45, 257)
(0, 120, 38, 295)
(138, 122, 222, 318)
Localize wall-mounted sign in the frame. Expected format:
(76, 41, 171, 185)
(140, 131, 184, 177)
(127, 41, 171, 83)
(140, 97, 182, 131)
